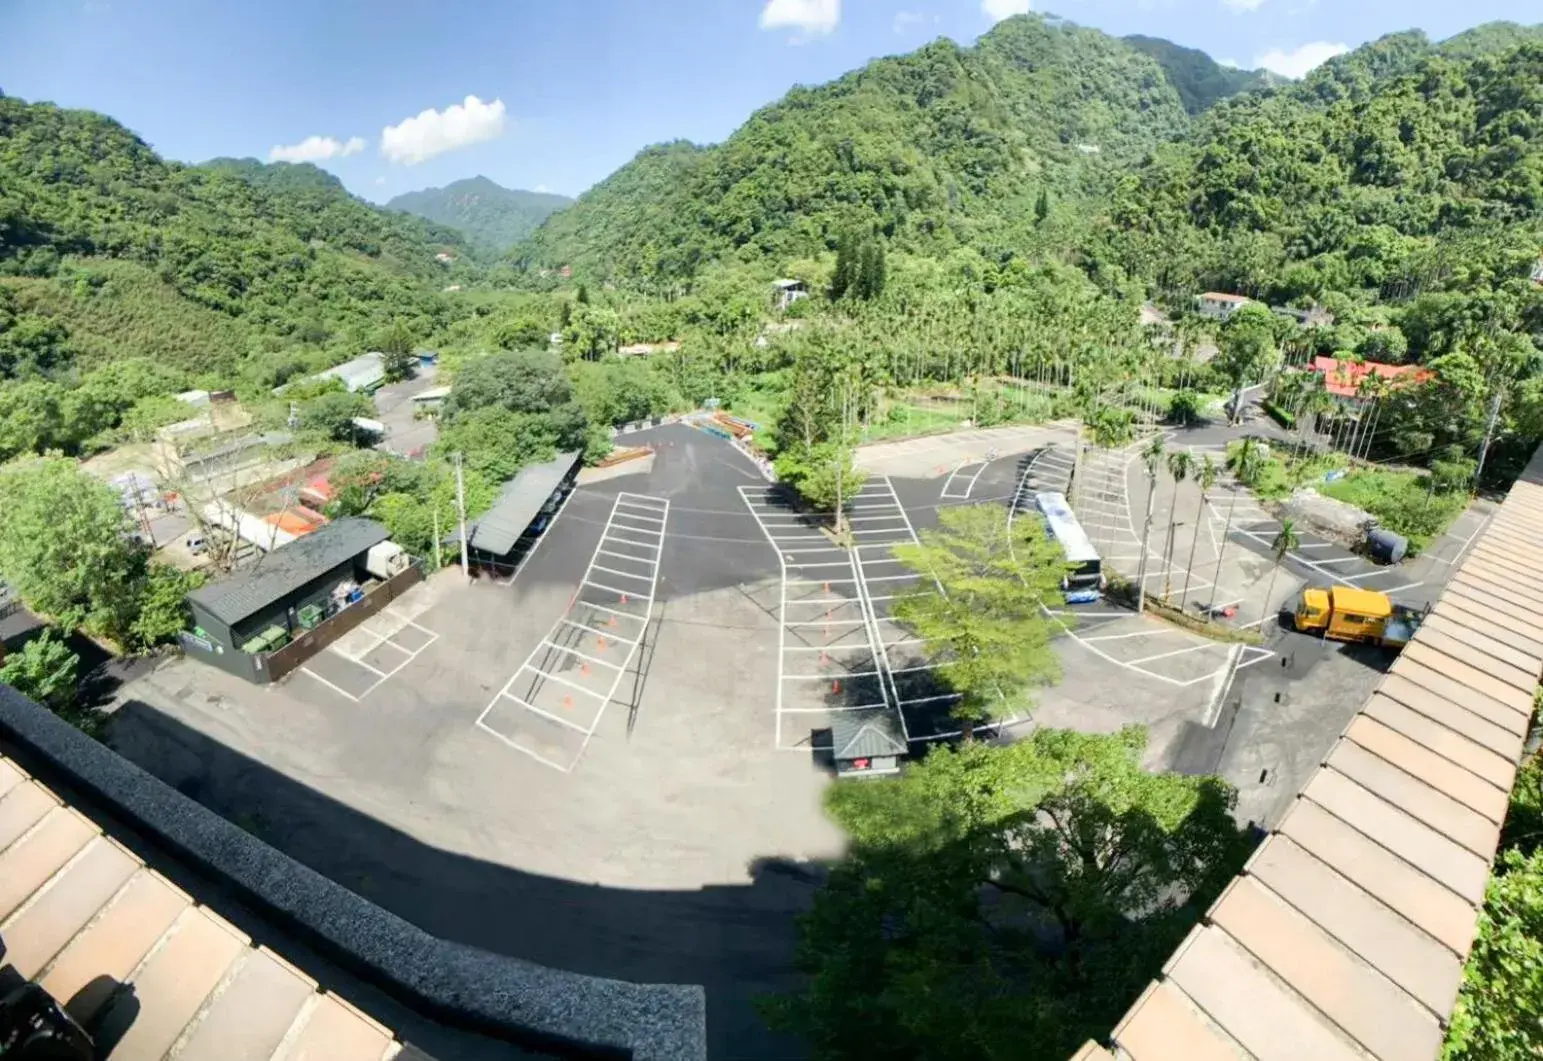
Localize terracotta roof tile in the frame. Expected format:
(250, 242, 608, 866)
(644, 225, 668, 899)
(1248, 837, 1463, 1016)
(1344, 716, 1510, 823)
(1164, 927, 1366, 1061)
(1449, 569, 1543, 620)
(1434, 596, 1543, 653)
(1362, 695, 1515, 791)
(1112, 981, 1245, 1061)
(1388, 650, 1530, 724)
(1418, 615, 1541, 678)
(1444, 583, 1543, 640)
(1400, 641, 1536, 707)
(0, 750, 423, 1061)
(1324, 741, 1500, 857)
(1377, 672, 1524, 752)
(1303, 770, 1490, 903)
(1277, 799, 1478, 956)
(1208, 876, 1442, 1060)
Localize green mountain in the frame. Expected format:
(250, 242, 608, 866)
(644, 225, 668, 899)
(1121, 35, 1276, 115)
(0, 98, 468, 458)
(0, 97, 461, 359)
(1101, 38, 1543, 310)
(387, 177, 573, 251)
(515, 13, 1202, 283)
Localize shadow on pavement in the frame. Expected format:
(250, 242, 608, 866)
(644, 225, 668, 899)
(106, 700, 824, 1061)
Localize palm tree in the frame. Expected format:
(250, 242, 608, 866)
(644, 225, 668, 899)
(1209, 467, 1243, 618)
(1227, 436, 1265, 488)
(1136, 435, 1166, 614)
(1180, 455, 1216, 610)
(1264, 519, 1301, 629)
(1163, 450, 1194, 602)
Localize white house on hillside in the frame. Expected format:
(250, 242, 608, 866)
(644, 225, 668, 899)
(1196, 292, 1253, 321)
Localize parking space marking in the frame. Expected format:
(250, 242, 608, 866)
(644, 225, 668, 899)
(740, 484, 892, 752)
(476, 491, 669, 772)
(298, 616, 442, 703)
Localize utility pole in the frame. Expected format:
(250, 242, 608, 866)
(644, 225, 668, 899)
(453, 452, 470, 581)
(1474, 388, 1504, 491)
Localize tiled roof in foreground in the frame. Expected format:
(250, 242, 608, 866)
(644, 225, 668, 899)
(1085, 448, 1543, 1061)
(0, 749, 427, 1061)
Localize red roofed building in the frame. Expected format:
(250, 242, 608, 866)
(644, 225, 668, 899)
(1310, 356, 1432, 399)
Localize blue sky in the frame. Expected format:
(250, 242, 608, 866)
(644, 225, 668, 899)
(0, 0, 1535, 203)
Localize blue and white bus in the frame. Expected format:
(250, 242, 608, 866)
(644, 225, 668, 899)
(1034, 492, 1105, 604)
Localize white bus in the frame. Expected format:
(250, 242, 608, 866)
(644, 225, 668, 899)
(1034, 492, 1104, 604)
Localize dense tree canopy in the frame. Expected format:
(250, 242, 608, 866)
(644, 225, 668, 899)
(387, 176, 573, 252)
(764, 728, 1252, 1059)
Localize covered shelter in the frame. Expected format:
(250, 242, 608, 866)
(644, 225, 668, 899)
(184, 518, 392, 679)
(830, 709, 906, 778)
(448, 451, 582, 575)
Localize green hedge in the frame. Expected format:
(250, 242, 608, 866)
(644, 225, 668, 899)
(1262, 400, 1295, 429)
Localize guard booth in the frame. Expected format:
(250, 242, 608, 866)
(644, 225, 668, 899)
(830, 709, 906, 778)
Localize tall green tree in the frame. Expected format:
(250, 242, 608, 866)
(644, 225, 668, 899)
(1214, 304, 1281, 426)
(1136, 435, 1165, 614)
(1162, 450, 1193, 601)
(1180, 455, 1216, 609)
(890, 504, 1068, 730)
(0, 630, 80, 712)
(0, 457, 141, 636)
(763, 727, 1252, 1060)
(830, 231, 858, 301)
(1265, 519, 1300, 628)
(378, 319, 417, 382)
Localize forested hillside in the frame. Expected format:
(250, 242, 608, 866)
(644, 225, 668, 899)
(0, 96, 475, 457)
(387, 176, 572, 251)
(515, 15, 1199, 283)
(1121, 35, 1275, 115)
(0, 99, 463, 367)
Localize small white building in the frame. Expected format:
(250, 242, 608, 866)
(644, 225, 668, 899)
(1196, 292, 1254, 322)
(772, 278, 808, 312)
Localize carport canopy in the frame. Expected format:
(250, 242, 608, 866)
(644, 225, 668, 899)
(451, 451, 581, 556)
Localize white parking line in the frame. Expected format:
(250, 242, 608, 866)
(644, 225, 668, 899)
(1127, 643, 1221, 666)
(476, 492, 668, 771)
(303, 619, 442, 702)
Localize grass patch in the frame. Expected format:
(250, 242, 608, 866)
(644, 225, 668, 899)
(1233, 443, 1345, 502)
(1319, 468, 1467, 555)
(1231, 442, 1468, 554)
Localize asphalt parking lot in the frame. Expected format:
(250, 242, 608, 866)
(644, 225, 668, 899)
(113, 424, 840, 1059)
(104, 415, 1490, 1058)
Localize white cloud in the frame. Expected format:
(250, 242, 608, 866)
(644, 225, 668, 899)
(1222, 0, 1265, 11)
(268, 134, 366, 164)
(374, 176, 387, 186)
(534, 183, 551, 193)
(1218, 57, 1241, 68)
(1254, 40, 1349, 78)
(759, 0, 839, 36)
(982, 0, 1031, 22)
(380, 95, 508, 166)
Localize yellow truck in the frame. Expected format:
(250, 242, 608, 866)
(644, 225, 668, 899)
(1291, 586, 1428, 648)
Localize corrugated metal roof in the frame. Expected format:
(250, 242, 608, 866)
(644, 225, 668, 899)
(0, 750, 428, 1060)
(459, 452, 580, 557)
(187, 518, 389, 627)
(1083, 446, 1543, 1061)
